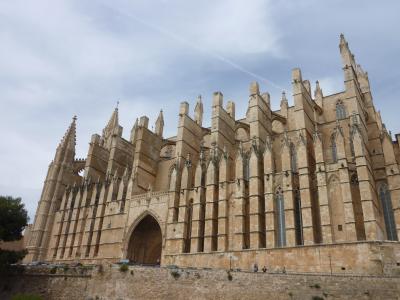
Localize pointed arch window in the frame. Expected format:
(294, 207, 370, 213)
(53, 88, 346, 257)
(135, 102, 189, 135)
(349, 133, 355, 158)
(290, 143, 297, 173)
(294, 189, 303, 245)
(244, 156, 250, 182)
(184, 199, 194, 253)
(275, 187, 286, 247)
(379, 184, 398, 241)
(331, 134, 338, 163)
(336, 100, 346, 120)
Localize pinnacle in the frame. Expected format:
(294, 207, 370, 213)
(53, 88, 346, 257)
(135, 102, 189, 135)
(340, 33, 346, 44)
(314, 81, 323, 98)
(108, 107, 119, 129)
(281, 91, 287, 101)
(59, 115, 77, 150)
(280, 91, 288, 106)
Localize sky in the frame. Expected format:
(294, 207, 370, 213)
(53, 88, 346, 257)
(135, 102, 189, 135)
(1, 0, 400, 220)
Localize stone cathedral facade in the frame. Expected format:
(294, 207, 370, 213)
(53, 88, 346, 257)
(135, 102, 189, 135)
(25, 35, 400, 275)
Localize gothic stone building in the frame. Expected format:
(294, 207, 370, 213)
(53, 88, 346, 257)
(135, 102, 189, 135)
(25, 35, 400, 275)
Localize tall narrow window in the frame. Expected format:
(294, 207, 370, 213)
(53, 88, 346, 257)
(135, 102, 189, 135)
(294, 189, 303, 245)
(244, 156, 250, 181)
(184, 199, 193, 253)
(331, 134, 338, 163)
(379, 184, 398, 241)
(336, 100, 346, 120)
(350, 135, 355, 158)
(290, 143, 297, 173)
(275, 187, 286, 247)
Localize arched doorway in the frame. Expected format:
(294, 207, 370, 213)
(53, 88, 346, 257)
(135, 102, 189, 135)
(127, 215, 162, 265)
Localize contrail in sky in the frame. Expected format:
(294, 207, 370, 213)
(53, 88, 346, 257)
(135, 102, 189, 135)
(110, 7, 285, 91)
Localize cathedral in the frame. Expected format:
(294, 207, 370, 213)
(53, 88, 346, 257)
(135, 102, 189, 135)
(25, 35, 400, 275)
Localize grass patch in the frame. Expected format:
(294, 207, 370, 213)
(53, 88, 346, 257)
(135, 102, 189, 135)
(119, 264, 129, 272)
(170, 269, 180, 279)
(11, 293, 43, 300)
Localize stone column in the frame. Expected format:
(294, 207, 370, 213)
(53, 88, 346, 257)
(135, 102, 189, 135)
(281, 135, 296, 247)
(58, 187, 76, 259)
(233, 148, 247, 250)
(65, 186, 84, 258)
(313, 132, 333, 243)
(165, 163, 182, 255)
(177, 157, 193, 253)
(296, 132, 315, 245)
(89, 180, 109, 257)
(248, 140, 265, 248)
(335, 126, 358, 241)
(48, 189, 70, 260)
(191, 158, 206, 252)
(71, 183, 92, 259)
(263, 137, 275, 247)
(353, 126, 383, 240)
(81, 182, 102, 259)
(382, 131, 400, 239)
(217, 149, 231, 251)
(204, 148, 219, 252)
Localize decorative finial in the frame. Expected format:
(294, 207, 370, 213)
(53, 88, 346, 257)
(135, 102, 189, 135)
(281, 91, 287, 102)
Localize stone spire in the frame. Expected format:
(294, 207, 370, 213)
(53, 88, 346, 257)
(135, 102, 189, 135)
(55, 115, 77, 163)
(102, 105, 122, 148)
(60, 115, 76, 150)
(280, 91, 288, 117)
(314, 81, 323, 99)
(130, 118, 139, 143)
(103, 105, 119, 140)
(155, 110, 164, 137)
(280, 91, 288, 106)
(194, 95, 204, 126)
(339, 33, 356, 68)
(314, 80, 323, 108)
(104, 106, 119, 135)
(249, 81, 260, 96)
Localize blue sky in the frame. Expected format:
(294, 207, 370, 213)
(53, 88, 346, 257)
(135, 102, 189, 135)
(1, 0, 399, 219)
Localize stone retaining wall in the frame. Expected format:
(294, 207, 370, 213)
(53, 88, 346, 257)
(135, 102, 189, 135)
(1, 266, 400, 300)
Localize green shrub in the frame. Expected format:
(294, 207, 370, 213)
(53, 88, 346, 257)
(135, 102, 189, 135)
(11, 293, 43, 300)
(170, 269, 180, 279)
(226, 270, 233, 281)
(119, 264, 128, 272)
(310, 283, 321, 289)
(50, 267, 57, 274)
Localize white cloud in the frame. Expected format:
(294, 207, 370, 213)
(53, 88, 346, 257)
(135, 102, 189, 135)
(317, 76, 344, 96)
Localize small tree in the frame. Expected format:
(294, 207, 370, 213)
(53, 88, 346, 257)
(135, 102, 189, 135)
(0, 196, 29, 241)
(0, 196, 29, 272)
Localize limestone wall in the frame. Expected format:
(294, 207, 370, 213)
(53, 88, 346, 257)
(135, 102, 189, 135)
(164, 241, 400, 276)
(1, 266, 400, 300)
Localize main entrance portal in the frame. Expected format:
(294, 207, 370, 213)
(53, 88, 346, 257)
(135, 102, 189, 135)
(127, 215, 162, 264)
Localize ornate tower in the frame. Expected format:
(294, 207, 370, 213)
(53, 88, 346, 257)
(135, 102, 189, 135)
(25, 116, 79, 262)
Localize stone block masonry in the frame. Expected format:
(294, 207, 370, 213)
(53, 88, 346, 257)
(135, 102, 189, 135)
(1, 266, 400, 300)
